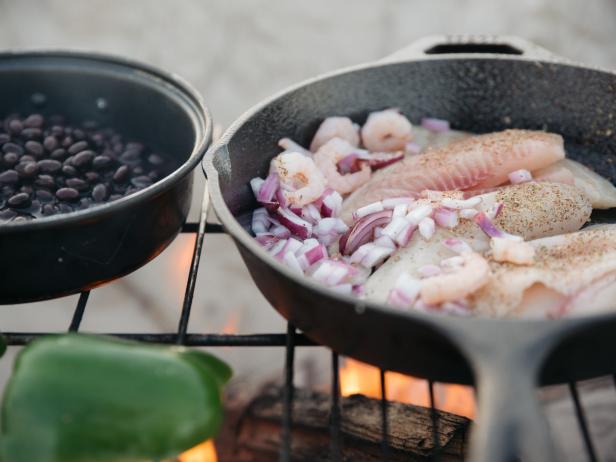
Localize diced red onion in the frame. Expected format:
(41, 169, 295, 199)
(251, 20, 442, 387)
(361, 152, 404, 170)
(283, 251, 304, 274)
(441, 300, 471, 316)
(405, 141, 422, 155)
(387, 273, 421, 307)
(354, 201, 384, 219)
(301, 243, 327, 269)
(334, 219, 349, 234)
(440, 196, 482, 210)
(474, 212, 520, 240)
(434, 208, 459, 229)
(361, 245, 394, 268)
(459, 208, 479, 219)
(295, 238, 319, 256)
(250, 177, 265, 198)
(339, 210, 393, 255)
(382, 197, 415, 209)
(392, 203, 408, 217)
(321, 189, 343, 217)
(421, 117, 450, 132)
(278, 138, 312, 156)
(374, 226, 384, 238)
(310, 260, 352, 286)
(255, 233, 279, 250)
(251, 207, 270, 234)
(374, 235, 396, 249)
(394, 222, 416, 247)
(485, 202, 504, 219)
(330, 283, 353, 294)
(314, 217, 337, 235)
(440, 255, 465, 270)
(508, 169, 533, 184)
(275, 237, 303, 260)
(349, 243, 375, 264)
(381, 216, 408, 239)
(338, 152, 360, 174)
(418, 264, 441, 278)
(418, 217, 435, 240)
(301, 203, 322, 224)
(271, 225, 291, 238)
(406, 204, 433, 225)
(277, 207, 313, 239)
(275, 188, 289, 209)
(352, 284, 365, 296)
(257, 173, 279, 203)
(268, 239, 288, 256)
(442, 237, 472, 254)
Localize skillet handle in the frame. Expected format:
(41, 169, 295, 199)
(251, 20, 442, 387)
(381, 34, 565, 63)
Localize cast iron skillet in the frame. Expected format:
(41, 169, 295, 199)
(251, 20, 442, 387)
(204, 35, 616, 461)
(0, 51, 211, 303)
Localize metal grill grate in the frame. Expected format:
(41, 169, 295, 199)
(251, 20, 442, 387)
(1, 185, 603, 462)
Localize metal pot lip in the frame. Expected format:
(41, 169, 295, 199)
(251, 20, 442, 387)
(204, 52, 616, 330)
(0, 49, 212, 233)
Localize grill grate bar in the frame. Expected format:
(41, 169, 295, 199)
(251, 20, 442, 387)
(568, 382, 599, 462)
(428, 380, 441, 461)
(68, 291, 90, 332)
(329, 352, 342, 461)
(379, 369, 390, 462)
(281, 322, 296, 462)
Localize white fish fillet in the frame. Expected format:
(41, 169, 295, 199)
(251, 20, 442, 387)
(364, 183, 592, 303)
(534, 158, 616, 209)
(471, 226, 616, 319)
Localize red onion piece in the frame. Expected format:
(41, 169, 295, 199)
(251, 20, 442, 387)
(255, 233, 279, 250)
(394, 222, 416, 247)
(474, 212, 520, 240)
(459, 208, 478, 219)
(381, 216, 408, 239)
(440, 196, 482, 210)
(330, 283, 353, 294)
(354, 201, 384, 219)
(339, 209, 393, 255)
(268, 239, 287, 256)
(418, 264, 441, 278)
(392, 203, 408, 217)
(405, 141, 422, 155)
(434, 208, 459, 229)
(283, 251, 304, 273)
(309, 260, 351, 286)
(382, 197, 415, 209)
(421, 117, 450, 132)
(275, 237, 303, 260)
(277, 207, 313, 239)
(508, 169, 533, 184)
(257, 172, 279, 203)
(337, 152, 361, 174)
(406, 204, 433, 225)
(271, 225, 291, 238)
(442, 237, 472, 254)
(361, 245, 394, 268)
(361, 151, 404, 171)
(250, 177, 265, 198)
(304, 243, 327, 266)
(486, 202, 504, 219)
(251, 208, 270, 234)
(418, 217, 435, 240)
(387, 273, 421, 307)
(349, 243, 375, 264)
(374, 235, 396, 249)
(321, 189, 343, 217)
(301, 203, 322, 224)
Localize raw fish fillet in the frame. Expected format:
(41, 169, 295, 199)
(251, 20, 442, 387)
(364, 183, 591, 303)
(535, 159, 616, 209)
(341, 129, 565, 223)
(471, 226, 616, 318)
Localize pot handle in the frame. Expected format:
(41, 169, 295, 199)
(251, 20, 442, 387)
(381, 34, 566, 63)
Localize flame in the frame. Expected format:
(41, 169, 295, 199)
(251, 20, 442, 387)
(339, 358, 475, 419)
(222, 311, 239, 334)
(178, 440, 217, 462)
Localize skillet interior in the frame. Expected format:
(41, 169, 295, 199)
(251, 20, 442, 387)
(207, 56, 616, 385)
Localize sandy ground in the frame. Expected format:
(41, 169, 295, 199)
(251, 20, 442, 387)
(1, 1, 616, 459)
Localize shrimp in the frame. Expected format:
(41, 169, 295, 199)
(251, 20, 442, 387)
(272, 151, 327, 207)
(310, 116, 360, 152)
(361, 109, 413, 152)
(420, 251, 491, 304)
(490, 237, 535, 265)
(313, 138, 371, 195)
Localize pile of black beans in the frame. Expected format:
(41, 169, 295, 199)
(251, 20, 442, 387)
(0, 113, 171, 223)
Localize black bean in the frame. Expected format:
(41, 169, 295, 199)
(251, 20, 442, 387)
(131, 175, 152, 188)
(15, 162, 38, 178)
(57, 203, 73, 213)
(0, 133, 10, 144)
(21, 128, 42, 139)
(0, 169, 18, 184)
(8, 192, 31, 208)
(36, 189, 55, 202)
(55, 187, 79, 201)
(20, 155, 35, 163)
(8, 119, 23, 134)
(42, 204, 56, 216)
(73, 129, 85, 140)
(25, 140, 44, 157)
(67, 140, 89, 155)
(62, 136, 73, 148)
(92, 155, 111, 169)
(35, 174, 56, 189)
(109, 194, 122, 201)
(62, 165, 78, 177)
(0, 208, 17, 220)
(20, 185, 33, 194)
(120, 149, 141, 163)
(23, 114, 43, 128)
(50, 125, 64, 136)
(113, 165, 129, 182)
(65, 178, 88, 191)
(37, 159, 62, 173)
(77, 198, 91, 209)
(91, 183, 107, 202)
(72, 150, 95, 167)
(43, 136, 59, 151)
(50, 148, 67, 160)
(148, 153, 164, 165)
(133, 166, 144, 175)
(3, 143, 24, 155)
(148, 170, 160, 181)
(3, 153, 18, 167)
(84, 171, 100, 182)
(24, 200, 41, 215)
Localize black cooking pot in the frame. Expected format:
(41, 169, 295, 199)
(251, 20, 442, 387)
(205, 36, 616, 461)
(0, 51, 211, 303)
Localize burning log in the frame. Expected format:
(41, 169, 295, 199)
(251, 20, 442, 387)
(217, 385, 470, 461)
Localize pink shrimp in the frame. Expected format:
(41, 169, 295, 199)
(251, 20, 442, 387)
(361, 109, 413, 152)
(310, 116, 360, 152)
(272, 151, 327, 206)
(313, 138, 371, 195)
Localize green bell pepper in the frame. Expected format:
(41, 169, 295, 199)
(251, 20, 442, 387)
(0, 334, 231, 462)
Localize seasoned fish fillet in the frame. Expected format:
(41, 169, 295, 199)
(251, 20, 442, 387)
(471, 226, 616, 318)
(341, 129, 565, 223)
(364, 183, 591, 303)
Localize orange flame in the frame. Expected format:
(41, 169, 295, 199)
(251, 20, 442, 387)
(222, 311, 239, 334)
(339, 358, 475, 419)
(178, 440, 217, 462)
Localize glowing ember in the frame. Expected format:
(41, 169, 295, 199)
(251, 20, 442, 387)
(177, 440, 217, 462)
(339, 358, 475, 419)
